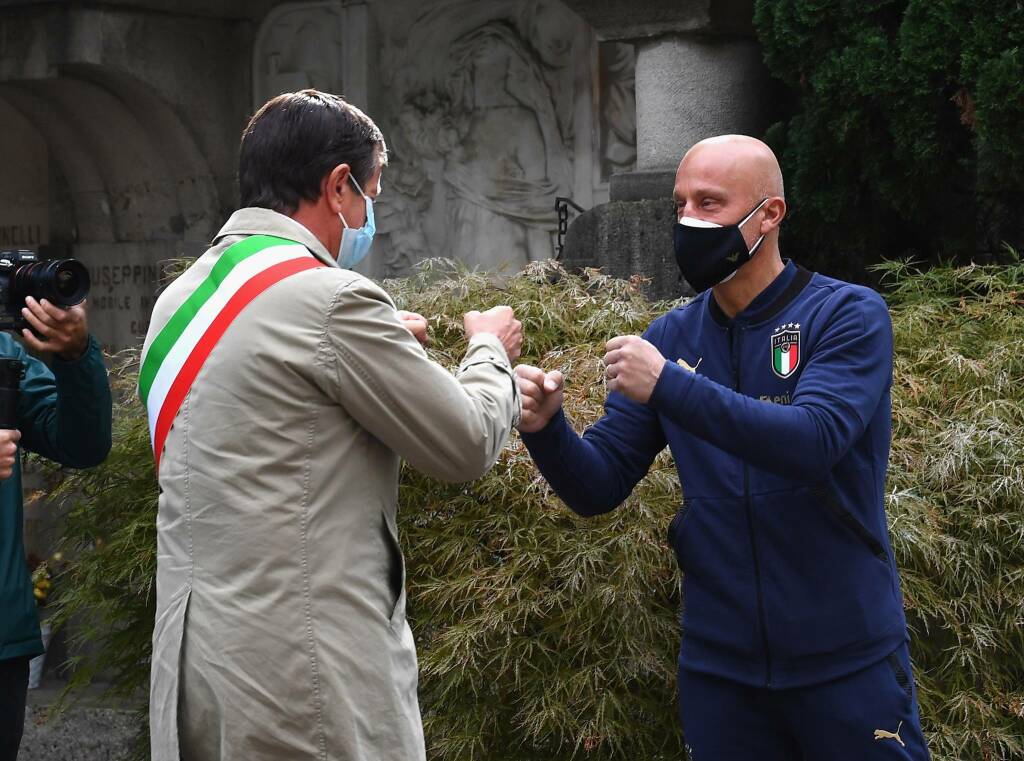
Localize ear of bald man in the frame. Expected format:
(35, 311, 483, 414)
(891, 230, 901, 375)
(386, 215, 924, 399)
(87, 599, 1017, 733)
(514, 365, 564, 433)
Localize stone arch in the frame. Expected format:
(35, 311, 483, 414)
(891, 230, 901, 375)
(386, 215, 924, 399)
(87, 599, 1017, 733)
(0, 66, 221, 348)
(0, 66, 219, 247)
(0, 83, 114, 244)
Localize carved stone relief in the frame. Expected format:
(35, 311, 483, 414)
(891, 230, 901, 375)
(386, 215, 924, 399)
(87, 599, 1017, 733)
(253, 0, 636, 276)
(253, 2, 346, 109)
(599, 42, 638, 182)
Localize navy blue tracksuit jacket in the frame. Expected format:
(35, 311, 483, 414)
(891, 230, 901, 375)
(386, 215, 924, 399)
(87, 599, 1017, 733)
(521, 260, 908, 689)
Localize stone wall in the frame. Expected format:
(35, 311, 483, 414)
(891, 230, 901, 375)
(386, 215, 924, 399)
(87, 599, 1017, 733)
(0, 0, 639, 351)
(0, 2, 252, 350)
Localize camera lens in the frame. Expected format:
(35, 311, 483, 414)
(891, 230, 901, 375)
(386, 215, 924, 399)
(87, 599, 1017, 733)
(55, 268, 77, 300)
(13, 259, 90, 308)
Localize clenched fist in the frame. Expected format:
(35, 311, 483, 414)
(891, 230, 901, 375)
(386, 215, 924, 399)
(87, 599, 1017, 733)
(397, 310, 429, 346)
(463, 306, 523, 363)
(603, 335, 667, 403)
(0, 429, 20, 480)
(515, 365, 564, 433)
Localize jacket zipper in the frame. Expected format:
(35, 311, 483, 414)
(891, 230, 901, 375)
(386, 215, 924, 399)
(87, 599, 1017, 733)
(730, 325, 773, 688)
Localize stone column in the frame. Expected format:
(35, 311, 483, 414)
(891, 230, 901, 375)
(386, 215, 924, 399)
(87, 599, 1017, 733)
(560, 0, 772, 299)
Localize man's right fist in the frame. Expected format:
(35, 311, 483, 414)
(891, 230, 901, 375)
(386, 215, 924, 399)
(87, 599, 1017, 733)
(464, 306, 523, 363)
(0, 429, 21, 480)
(514, 365, 564, 433)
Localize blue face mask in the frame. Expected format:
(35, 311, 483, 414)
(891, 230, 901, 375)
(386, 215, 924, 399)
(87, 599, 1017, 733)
(338, 174, 375, 269)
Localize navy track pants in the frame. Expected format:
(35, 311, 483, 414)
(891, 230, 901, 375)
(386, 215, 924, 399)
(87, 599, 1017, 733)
(678, 643, 930, 760)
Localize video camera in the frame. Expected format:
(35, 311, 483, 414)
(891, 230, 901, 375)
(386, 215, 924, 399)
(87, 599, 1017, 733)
(0, 250, 90, 331)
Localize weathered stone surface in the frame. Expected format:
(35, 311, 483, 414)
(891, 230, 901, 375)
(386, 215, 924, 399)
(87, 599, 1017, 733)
(609, 169, 676, 202)
(75, 240, 208, 352)
(635, 34, 772, 171)
(562, 198, 692, 302)
(0, 2, 251, 349)
(560, 0, 756, 41)
(0, 0, 643, 337)
(358, 0, 637, 277)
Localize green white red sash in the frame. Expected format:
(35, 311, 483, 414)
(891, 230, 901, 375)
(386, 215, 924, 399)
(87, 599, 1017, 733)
(139, 235, 324, 468)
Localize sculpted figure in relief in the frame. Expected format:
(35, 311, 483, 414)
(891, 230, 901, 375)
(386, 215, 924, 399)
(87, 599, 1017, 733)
(384, 0, 582, 272)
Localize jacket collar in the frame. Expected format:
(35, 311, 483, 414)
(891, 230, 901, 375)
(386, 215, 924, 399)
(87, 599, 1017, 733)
(214, 207, 340, 269)
(708, 259, 813, 327)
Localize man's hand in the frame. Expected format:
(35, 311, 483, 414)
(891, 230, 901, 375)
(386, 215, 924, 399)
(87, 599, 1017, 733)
(464, 306, 523, 363)
(515, 365, 564, 433)
(0, 429, 20, 480)
(603, 335, 667, 404)
(397, 310, 429, 347)
(20, 297, 89, 360)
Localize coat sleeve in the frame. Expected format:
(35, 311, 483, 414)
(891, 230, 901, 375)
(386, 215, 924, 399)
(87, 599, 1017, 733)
(647, 289, 893, 482)
(15, 336, 113, 468)
(314, 277, 521, 483)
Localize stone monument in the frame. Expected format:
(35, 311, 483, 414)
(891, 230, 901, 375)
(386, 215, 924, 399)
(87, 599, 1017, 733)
(0, 0, 771, 340)
(559, 0, 773, 300)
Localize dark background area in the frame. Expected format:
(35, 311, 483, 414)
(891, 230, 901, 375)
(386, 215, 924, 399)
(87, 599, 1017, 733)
(753, 0, 1024, 284)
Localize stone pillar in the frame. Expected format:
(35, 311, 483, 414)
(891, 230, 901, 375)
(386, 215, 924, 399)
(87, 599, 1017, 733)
(560, 0, 772, 299)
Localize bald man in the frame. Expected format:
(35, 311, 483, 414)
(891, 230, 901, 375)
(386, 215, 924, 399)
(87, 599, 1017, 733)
(515, 136, 930, 759)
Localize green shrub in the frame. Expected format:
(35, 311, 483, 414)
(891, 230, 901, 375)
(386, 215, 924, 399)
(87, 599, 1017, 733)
(876, 257, 1024, 760)
(753, 0, 1024, 280)
(45, 260, 1024, 760)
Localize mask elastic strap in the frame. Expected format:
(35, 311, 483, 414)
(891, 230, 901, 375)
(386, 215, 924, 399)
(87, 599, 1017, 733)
(740, 198, 769, 260)
(739, 197, 769, 227)
(339, 173, 368, 231)
(348, 173, 367, 198)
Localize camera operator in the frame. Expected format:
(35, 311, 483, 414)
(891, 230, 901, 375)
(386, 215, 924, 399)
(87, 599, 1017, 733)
(0, 297, 112, 761)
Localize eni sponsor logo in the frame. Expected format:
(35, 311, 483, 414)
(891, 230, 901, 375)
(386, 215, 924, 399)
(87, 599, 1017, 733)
(759, 392, 792, 405)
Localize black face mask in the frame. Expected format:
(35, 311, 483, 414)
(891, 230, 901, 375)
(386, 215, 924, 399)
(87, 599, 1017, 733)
(673, 198, 769, 293)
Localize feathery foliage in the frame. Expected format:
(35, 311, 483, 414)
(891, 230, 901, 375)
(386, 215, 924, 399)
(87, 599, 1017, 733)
(42, 259, 1024, 760)
(876, 256, 1024, 760)
(385, 263, 683, 760)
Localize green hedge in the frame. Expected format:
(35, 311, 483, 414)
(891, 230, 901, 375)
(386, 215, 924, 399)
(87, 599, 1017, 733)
(45, 260, 1024, 760)
(753, 0, 1024, 280)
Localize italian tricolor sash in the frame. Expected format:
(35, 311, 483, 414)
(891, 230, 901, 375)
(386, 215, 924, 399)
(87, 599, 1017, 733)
(139, 235, 325, 468)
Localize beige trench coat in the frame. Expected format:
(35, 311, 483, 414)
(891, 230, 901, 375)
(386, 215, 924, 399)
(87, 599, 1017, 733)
(144, 208, 520, 761)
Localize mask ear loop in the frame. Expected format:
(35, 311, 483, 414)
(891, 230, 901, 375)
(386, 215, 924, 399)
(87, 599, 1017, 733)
(338, 172, 368, 234)
(348, 173, 367, 198)
(739, 197, 770, 226)
(739, 197, 770, 258)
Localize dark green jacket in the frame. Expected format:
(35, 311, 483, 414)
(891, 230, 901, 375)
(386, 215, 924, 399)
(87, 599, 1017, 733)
(0, 334, 112, 662)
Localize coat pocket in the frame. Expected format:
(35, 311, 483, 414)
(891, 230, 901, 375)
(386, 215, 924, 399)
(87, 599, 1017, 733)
(380, 509, 407, 632)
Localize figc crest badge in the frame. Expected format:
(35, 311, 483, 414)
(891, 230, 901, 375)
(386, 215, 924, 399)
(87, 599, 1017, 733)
(771, 323, 801, 378)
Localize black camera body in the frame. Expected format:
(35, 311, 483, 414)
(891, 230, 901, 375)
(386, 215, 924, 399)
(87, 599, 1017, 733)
(0, 250, 90, 331)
